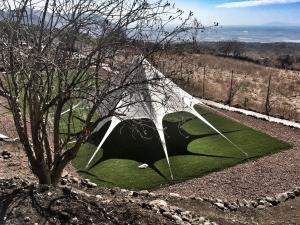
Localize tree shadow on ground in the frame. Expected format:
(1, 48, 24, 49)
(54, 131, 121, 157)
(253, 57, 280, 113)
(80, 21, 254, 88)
(0, 183, 109, 225)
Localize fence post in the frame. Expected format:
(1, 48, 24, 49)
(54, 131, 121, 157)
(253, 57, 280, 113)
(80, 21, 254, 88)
(265, 74, 272, 116)
(180, 62, 183, 79)
(202, 66, 206, 98)
(228, 70, 234, 105)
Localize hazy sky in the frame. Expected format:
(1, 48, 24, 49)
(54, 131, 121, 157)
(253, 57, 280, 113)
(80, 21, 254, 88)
(170, 0, 300, 26)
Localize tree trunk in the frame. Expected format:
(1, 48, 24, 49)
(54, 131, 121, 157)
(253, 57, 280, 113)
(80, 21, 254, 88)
(31, 160, 52, 185)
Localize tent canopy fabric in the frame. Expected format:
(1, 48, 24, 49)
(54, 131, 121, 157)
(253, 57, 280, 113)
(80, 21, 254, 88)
(85, 59, 247, 179)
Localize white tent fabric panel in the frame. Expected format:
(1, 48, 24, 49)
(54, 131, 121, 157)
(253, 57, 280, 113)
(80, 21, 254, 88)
(154, 117, 173, 179)
(93, 116, 113, 133)
(86, 116, 121, 168)
(85, 59, 245, 178)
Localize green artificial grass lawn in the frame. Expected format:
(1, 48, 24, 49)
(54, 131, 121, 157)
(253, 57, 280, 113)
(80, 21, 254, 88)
(72, 106, 291, 190)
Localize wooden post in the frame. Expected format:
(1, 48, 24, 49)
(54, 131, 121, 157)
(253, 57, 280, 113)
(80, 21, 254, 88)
(228, 70, 234, 105)
(265, 74, 272, 116)
(202, 66, 205, 98)
(180, 62, 183, 79)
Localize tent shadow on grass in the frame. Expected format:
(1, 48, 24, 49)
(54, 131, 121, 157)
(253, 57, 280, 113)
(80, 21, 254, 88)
(73, 108, 291, 189)
(86, 117, 242, 180)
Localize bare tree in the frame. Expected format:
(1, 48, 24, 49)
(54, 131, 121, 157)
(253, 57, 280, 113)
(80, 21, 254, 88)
(0, 0, 201, 185)
(216, 40, 244, 58)
(277, 54, 293, 69)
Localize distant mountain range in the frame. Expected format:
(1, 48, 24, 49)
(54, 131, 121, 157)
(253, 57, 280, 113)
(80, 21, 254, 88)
(263, 21, 300, 27)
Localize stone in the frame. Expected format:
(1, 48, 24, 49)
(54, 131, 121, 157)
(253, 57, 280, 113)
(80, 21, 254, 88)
(216, 198, 223, 203)
(130, 191, 139, 197)
(71, 217, 79, 224)
(238, 200, 245, 207)
(169, 193, 181, 198)
(195, 197, 203, 201)
(162, 212, 173, 219)
(56, 200, 62, 206)
(120, 189, 128, 193)
(61, 170, 69, 178)
(250, 200, 258, 208)
(246, 202, 254, 208)
(172, 214, 182, 222)
(149, 192, 156, 197)
(189, 195, 196, 200)
(60, 178, 68, 185)
(71, 177, 80, 184)
(182, 215, 191, 222)
(86, 181, 97, 188)
(214, 202, 225, 210)
(149, 199, 168, 207)
(241, 199, 249, 206)
(170, 206, 182, 214)
(95, 194, 102, 200)
(181, 211, 191, 217)
(152, 205, 160, 213)
(198, 217, 206, 223)
(1, 150, 11, 158)
(109, 189, 116, 195)
(287, 191, 295, 199)
(24, 217, 30, 222)
(265, 196, 276, 204)
(228, 203, 238, 211)
(276, 193, 289, 202)
(159, 205, 168, 213)
(262, 200, 272, 207)
(257, 205, 266, 210)
(258, 199, 266, 205)
(139, 190, 149, 195)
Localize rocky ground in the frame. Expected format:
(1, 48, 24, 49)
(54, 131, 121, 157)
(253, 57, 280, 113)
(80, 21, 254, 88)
(1, 107, 300, 224)
(0, 175, 299, 225)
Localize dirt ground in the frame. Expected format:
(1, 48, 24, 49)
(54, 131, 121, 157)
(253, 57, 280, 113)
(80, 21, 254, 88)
(1, 106, 300, 224)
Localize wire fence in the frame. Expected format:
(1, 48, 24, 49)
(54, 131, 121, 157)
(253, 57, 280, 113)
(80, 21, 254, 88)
(156, 61, 300, 122)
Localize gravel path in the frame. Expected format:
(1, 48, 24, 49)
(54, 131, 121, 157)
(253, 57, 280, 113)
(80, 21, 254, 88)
(156, 107, 300, 201)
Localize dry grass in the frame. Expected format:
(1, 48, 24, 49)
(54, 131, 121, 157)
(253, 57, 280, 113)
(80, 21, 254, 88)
(154, 53, 300, 122)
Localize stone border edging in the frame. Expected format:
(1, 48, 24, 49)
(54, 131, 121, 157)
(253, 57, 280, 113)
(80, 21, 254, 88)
(164, 187, 300, 211)
(199, 99, 300, 129)
(59, 174, 218, 225)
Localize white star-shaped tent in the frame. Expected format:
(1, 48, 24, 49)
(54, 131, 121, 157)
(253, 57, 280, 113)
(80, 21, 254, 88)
(85, 59, 246, 179)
